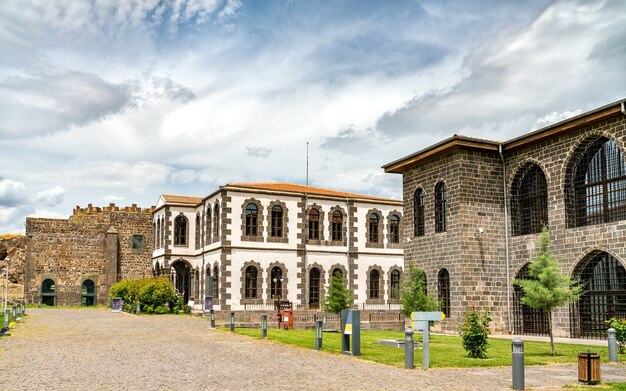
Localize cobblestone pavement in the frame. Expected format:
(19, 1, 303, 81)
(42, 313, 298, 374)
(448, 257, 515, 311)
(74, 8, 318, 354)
(1, 309, 624, 390)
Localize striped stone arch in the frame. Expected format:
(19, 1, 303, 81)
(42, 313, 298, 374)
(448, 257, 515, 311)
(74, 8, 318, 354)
(240, 260, 263, 305)
(328, 205, 347, 246)
(365, 264, 384, 304)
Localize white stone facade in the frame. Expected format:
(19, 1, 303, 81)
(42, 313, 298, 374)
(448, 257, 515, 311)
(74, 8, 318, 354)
(151, 183, 403, 311)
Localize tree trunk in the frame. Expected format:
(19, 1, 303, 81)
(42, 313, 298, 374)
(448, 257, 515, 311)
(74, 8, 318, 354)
(548, 311, 556, 357)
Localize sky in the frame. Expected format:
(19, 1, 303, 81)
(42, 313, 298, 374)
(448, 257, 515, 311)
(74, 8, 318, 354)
(0, 0, 625, 233)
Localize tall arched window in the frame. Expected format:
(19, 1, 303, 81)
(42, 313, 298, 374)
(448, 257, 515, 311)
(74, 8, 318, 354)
(414, 188, 425, 237)
(213, 265, 219, 301)
(309, 268, 320, 306)
(270, 266, 283, 300)
(331, 211, 342, 241)
(390, 269, 400, 299)
(174, 215, 188, 246)
(156, 219, 161, 249)
(41, 278, 56, 306)
(270, 205, 283, 237)
(438, 269, 450, 317)
(205, 206, 212, 244)
(214, 203, 220, 239)
(369, 269, 380, 299)
(308, 209, 320, 240)
(153, 221, 157, 249)
(389, 214, 400, 244)
(512, 164, 548, 235)
(195, 214, 201, 249)
(160, 217, 164, 249)
(434, 182, 447, 233)
(81, 279, 96, 306)
(574, 138, 626, 226)
(244, 266, 258, 299)
(245, 203, 258, 236)
(368, 213, 379, 243)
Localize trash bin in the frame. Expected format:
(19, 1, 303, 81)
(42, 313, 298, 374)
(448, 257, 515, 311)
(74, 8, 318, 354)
(578, 352, 600, 384)
(282, 309, 294, 330)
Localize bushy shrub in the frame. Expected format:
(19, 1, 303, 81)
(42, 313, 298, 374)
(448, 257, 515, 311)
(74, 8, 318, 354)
(460, 308, 492, 358)
(110, 276, 181, 314)
(606, 317, 626, 353)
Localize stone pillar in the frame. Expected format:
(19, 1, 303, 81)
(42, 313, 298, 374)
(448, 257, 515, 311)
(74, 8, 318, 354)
(104, 226, 119, 304)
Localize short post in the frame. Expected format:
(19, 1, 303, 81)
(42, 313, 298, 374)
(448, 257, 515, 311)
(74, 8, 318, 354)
(229, 311, 235, 332)
(315, 319, 323, 350)
(261, 315, 267, 339)
(512, 338, 525, 390)
(12, 305, 16, 321)
(210, 309, 216, 328)
(136, 301, 141, 315)
(405, 328, 414, 369)
(608, 328, 618, 362)
(16, 305, 21, 321)
(3, 309, 8, 329)
(22, 303, 25, 316)
(422, 322, 430, 369)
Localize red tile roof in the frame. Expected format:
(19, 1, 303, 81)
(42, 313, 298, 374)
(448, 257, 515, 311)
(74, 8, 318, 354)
(161, 194, 203, 205)
(226, 182, 399, 202)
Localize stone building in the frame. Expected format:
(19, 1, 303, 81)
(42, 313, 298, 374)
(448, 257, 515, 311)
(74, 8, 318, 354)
(152, 183, 404, 311)
(24, 204, 153, 306)
(383, 99, 626, 338)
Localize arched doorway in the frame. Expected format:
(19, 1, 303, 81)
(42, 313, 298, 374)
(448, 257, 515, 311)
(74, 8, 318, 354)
(512, 264, 550, 336)
(41, 278, 56, 306)
(570, 252, 626, 339)
(81, 279, 96, 306)
(171, 260, 192, 305)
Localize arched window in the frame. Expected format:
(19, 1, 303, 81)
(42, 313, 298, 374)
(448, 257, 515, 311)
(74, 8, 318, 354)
(438, 269, 450, 316)
(435, 182, 447, 233)
(160, 217, 164, 249)
(270, 205, 283, 237)
(174, 215, 188, 246)
(574, 138, 626, 227)
(153, 221, 157, 249)
(213, 265, 219, 301)
(245, 203, 258, 236)
(512, 264, 550, 335)
(390, 269, 400, 300)
(156, 219, 161, 249)
(81, 279, 96, 306)
(331, 211, 342, 241)
(414, 188, 425, 237)
(369, 269, 380, 299)
(244, 266, 258, 299)
(205, 206, 212, 244)
(214, 203, 220, 239)
(389, 214, 400, 244)
(308, 209, 320, 240)
(195, 214, 201, 249)
(512, 164, 548, 235)
(41, 278, 56, 306)
(332, 268, 342, 279)
(368, 213, 379, 243)
(270, 267, 283, 300)
(309, 268, 321, 306)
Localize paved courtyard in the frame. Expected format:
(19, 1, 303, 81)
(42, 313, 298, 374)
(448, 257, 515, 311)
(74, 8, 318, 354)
(1, 309, 624, 390)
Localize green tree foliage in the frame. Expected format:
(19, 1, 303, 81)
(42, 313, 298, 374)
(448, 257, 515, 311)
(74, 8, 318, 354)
(460, 308, 492, 358)
(400, 263, 440, 318)
(323, 272, 351, 314)
(514, 227, 582, 356)
(110, 276, 182, 314)
(606, 318, 626, 353)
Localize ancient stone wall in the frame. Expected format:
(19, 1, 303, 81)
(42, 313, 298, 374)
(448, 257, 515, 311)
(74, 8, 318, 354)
(0, 234, 27, 303)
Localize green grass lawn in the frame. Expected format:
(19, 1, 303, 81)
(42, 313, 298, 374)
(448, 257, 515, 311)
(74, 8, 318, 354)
(230, 328, 626, 368)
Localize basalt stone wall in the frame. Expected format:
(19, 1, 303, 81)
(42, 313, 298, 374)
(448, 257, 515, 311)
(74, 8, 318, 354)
(0, 234, 27, 303)
(24, 204, 153, 306)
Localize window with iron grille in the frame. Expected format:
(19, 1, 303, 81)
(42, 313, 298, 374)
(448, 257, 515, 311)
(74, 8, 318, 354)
(205, 206, 212, 243)
(414, 188, 425, 236)
(174, 215, 188, 246)
(438, 268, 450, 316)
(160, 217, 164, 248)
(308, 209, 320, 239)
(214, 203, 220, 238)
(331, 211, 342, 241)
(245, 266, 257, 299)
(389, 214, 400, 243)
(309, 268, 320, 305)
(512, 164, 548, 235)
(245, 203, 258, 236)
(270, 266, 283, 299)
(369, 269, 380, 299)
(195, 214, 201, 248)
(213, 265, 219, 300)
(434, 182, 447, 233)
(574, 138, 626, 227)
(270, 205, 283, 237)
(368, 213, 379, 243)
(390, 269, 400, 299)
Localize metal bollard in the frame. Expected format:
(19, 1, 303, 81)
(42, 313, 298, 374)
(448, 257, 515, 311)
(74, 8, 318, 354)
(261, 315, 267, 339)
(512, 338, 525, 390)
(22, 303, 26, 316)
(12, 305, 16, 320)
(229, 311, 235, 332)
(136, 302, 141, 315)
(405, 328, 414, 369)
(3, 309, 8, 329)
(608, 328, 618, 362)
(210, 309, 216, 328)
(315, 320, 323, 350)
(16, 305, 21, 321)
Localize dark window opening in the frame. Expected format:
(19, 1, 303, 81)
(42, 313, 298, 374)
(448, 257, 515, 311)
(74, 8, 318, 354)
(309, 268, 320, 307)
(245, 266, 258, 299)
(389, 214, 400, 244)
(271, 205, 283, 237)
(308, 209, 320, 240)
(174, 215, 188, 246)
(369, 269, 380, 299)
(331, 211, 342, 241)
(81, 279, 96, 306)
(390, 270, 400, 299)
(414, 188, 425, 236)
(513, 164, 548, 235)
(368, 213, 379, 243)
(435, 182, 447, 233)
(245, 203, 258, 236)
(271, 267, 283, 300)
(438, 269, 450, 317)
(41, 278, 56, 306)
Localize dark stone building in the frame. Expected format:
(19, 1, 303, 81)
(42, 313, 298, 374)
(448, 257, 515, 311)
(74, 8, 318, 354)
(384, 99, 626, 338)
(24, 204, 153, 306)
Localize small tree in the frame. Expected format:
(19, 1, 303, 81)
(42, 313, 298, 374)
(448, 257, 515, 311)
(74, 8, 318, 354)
(323, 272, 351, 314)
(514, 227, 582, 356)
(400, 263, 439, 318)
(460, 307, 492, 358)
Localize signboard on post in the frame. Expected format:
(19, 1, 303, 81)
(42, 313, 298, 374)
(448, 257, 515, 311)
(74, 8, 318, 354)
(344, 311, 353, 335)
(204, 296, 213, 313)
(411, 312, 445, 369)
(111, 297, 123, 312)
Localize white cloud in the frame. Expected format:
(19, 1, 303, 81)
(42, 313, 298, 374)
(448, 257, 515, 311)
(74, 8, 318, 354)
(27, 209, 66, 220)
(246, 147, 272, 158)
(102, 194, 125, 202)
(0, 179, 28, 207)
(532, 110, 584, 130)
(35, 186, 66, 208)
